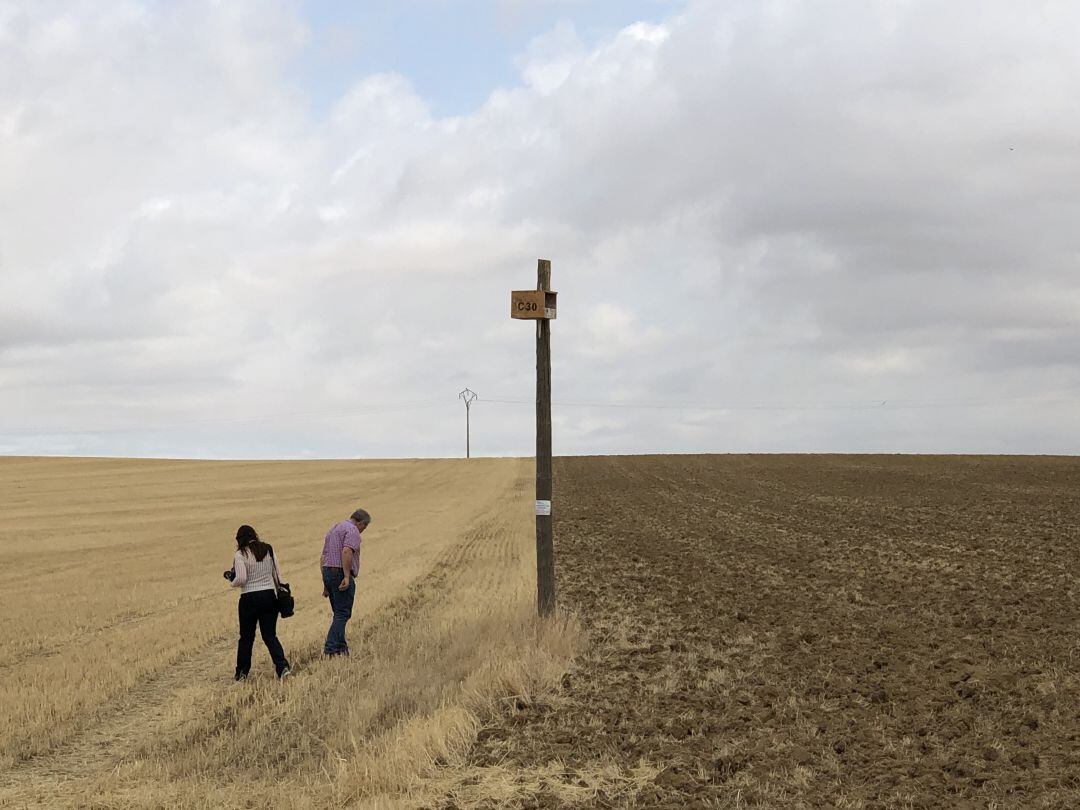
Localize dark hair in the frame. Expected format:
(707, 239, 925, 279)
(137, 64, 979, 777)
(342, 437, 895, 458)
(235, 524, 270, 562)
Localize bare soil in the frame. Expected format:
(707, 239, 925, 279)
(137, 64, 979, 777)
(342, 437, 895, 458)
(441, 455, 1080, 808)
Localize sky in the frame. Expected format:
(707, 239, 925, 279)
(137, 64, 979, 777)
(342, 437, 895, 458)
(1, 0, 1079, 459)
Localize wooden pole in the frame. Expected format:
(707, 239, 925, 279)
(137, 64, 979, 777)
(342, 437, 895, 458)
(535, 259, 555, 616)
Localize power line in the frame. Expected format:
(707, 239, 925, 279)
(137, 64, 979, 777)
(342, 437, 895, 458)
(2, 390, 1076, 441)
(477, 393, 1078, 412)
(0, 399, 444, 438)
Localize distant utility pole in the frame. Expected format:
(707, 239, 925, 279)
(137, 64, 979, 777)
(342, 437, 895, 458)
(458, 388, 478, 459)
(510, 260, 558, 617)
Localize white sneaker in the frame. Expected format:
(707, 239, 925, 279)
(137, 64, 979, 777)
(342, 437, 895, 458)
(280, 668, 292, 680)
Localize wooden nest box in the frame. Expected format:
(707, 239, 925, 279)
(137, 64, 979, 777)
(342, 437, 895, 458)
(510, 290, 557, 320)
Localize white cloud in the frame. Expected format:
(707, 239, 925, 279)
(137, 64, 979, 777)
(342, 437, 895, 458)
(515, 20, 585, 94)
(578, 303, 665, 361)
(2, 0, 1080, 457)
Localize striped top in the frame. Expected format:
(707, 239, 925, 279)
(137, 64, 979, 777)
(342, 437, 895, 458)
(231, 547, 281, 595)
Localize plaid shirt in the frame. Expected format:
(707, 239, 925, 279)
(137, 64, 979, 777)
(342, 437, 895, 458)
(321, 520, 361, 576)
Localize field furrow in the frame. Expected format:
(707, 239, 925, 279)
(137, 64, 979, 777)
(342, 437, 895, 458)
(439, 455, 1080, 809)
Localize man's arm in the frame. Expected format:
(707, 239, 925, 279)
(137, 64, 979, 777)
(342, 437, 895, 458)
(339, 546, 354, 590)
(320, 542, 328, 596)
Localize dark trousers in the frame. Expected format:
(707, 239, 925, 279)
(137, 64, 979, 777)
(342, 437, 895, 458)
(236, 589, 289, 678)
(322, 566, 355, 655)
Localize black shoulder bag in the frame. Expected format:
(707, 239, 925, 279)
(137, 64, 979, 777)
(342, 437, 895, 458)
(268, 546, 295, 618)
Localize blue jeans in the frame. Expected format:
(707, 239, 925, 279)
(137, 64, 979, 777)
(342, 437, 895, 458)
(322, 566, 355, 655)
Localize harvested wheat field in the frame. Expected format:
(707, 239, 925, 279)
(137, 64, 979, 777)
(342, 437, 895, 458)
(0, 456, 579, 809)
(435, 455, 1080, 809)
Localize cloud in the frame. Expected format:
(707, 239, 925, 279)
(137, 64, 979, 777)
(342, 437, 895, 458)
(1, 0, 1079, 457)
(515, 20, 585, 94)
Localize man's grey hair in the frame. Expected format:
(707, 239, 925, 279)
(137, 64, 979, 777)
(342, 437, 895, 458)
(350, 508, 371, 525)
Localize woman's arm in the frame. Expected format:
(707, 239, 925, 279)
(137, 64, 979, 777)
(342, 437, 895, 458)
(271, 549, 283, 583)
(232, 551, 248, 587)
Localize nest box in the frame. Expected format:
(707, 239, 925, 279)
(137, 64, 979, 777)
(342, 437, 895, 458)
(510, 290, 557, 320)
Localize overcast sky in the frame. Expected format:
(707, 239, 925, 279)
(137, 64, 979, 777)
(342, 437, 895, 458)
(2, 0, 1079, 459)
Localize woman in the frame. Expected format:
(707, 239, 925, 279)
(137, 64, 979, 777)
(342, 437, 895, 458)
(225, 525, 291, 681)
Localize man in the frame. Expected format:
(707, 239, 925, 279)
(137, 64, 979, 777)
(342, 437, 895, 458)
(320, 507, 370, 657)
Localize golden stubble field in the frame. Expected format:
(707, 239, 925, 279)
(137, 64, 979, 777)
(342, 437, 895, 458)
(0, 456, 579, 809)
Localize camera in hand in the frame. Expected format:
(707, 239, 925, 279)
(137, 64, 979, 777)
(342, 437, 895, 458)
(223, 568, 236, 582)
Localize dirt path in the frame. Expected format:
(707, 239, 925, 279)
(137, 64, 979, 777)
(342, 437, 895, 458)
(0, 633, 236, 791)
(0, 545, 463, 804)
(0, 537, 479, 800)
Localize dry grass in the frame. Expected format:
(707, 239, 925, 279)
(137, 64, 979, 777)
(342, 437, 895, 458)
(0, 456, 581, 808)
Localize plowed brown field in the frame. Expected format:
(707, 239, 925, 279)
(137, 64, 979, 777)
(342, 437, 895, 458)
(439, 455, 1080, 809)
